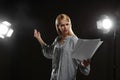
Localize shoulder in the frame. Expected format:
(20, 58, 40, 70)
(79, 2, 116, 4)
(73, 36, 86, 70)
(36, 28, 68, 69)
(68, 35, 78, 48)
(69, 35, 78, 42)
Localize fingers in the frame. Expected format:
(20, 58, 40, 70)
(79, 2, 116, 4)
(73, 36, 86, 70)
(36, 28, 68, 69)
(34, 29, 39, 34)
(34, 29, 38, 37)
(34, 29, 41, 39)
(81, 59, 91, 67)
(34, 29, 37, 35)
(34, 29, 38, 33)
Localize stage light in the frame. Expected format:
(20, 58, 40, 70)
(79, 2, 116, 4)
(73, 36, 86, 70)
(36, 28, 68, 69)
(97, 14, 117, 80)
(0, 21, 14, 39)
(97, 15, 114, 33)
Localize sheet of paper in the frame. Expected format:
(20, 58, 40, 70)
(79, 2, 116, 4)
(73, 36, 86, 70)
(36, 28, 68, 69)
(72, 39, 103, 61)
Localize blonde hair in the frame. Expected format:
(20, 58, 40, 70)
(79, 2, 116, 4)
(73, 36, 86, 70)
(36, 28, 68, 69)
(55, 13, 76, 36)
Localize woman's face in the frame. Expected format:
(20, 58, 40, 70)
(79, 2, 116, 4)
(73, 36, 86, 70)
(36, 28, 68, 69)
(57, 19, 71, 36)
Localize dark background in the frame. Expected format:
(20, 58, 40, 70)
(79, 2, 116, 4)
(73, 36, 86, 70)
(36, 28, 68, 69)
(0, 0, 120, 80)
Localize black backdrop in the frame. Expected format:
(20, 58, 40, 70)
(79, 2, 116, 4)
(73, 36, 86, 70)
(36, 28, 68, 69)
(0, 0, 120, 80)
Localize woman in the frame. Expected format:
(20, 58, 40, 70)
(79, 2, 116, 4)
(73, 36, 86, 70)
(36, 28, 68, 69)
(34, 13, 90, 80)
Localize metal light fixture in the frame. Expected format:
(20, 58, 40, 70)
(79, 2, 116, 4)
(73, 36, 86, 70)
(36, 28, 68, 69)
(97, 15, 114, 33)
(0, 21, 14, 39)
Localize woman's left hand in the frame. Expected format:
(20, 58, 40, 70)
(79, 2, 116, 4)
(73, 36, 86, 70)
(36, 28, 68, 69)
(81, 59, 91, 67)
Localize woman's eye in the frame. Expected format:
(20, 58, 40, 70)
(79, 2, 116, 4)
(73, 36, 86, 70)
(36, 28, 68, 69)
(57, 25, 59, 27)
(61, 24, 64, 27)
(66, 23, 69, 26)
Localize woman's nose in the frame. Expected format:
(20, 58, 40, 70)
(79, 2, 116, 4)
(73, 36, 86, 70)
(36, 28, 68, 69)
(64, 25, 67, 29)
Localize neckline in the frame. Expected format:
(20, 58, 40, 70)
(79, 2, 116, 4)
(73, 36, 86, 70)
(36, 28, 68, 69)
(57, 35, 74, 46)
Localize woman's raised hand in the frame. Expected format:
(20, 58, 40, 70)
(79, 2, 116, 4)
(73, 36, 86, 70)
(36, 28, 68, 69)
(34, 29, 45, 45)
(34, 29, 41, 40)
